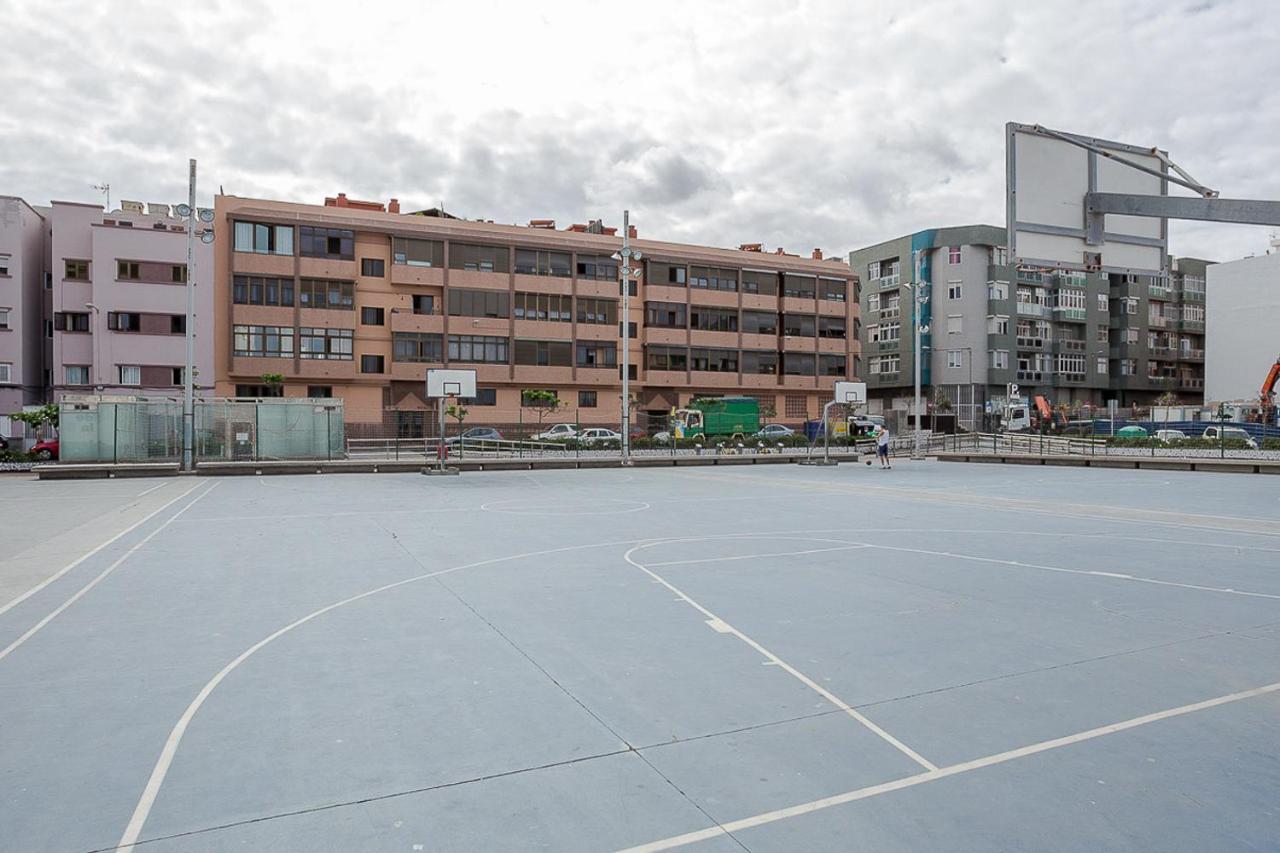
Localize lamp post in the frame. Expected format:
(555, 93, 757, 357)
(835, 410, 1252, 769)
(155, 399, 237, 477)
(176, 160, 215, 471)
(909, 250, 928, 459)
(612, 211, 641, 466)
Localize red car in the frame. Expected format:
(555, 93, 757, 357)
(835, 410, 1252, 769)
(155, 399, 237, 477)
(31, 438, 59, 461)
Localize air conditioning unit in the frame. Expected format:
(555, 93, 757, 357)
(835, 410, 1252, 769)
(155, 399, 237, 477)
(121, 200, 145, 214)
(147, 202, 171, 217)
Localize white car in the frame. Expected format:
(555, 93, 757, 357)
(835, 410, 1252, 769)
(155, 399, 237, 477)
(1153, 429, 1186, 443)
(532, 423, 578, 441)
(578, 428, 622, 446)
(1202, 425, 1259, 449)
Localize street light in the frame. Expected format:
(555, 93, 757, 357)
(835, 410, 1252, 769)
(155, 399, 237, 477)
(174, 160, 214, 472)
(611, 210, 641, 466)
(904, 250, 927, 459)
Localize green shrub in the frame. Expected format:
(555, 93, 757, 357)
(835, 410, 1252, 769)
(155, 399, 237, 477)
(0, 450, 34, 463)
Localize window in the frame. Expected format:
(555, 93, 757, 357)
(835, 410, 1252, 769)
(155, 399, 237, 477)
(741, 270, 778, 295)
(1096, 324, 1109, 343)
(689, 348, 738, 372)
(988, 281, 1008, 300)
(620, 321, 638, 339)
(412, 294, 435, 315)
(819, 354, 847, 376)
(576, 297, 617, 325)
(1096, 357, 1108, 375)
(992, 246, 1008, 265)
(576, 255, 618, 280)
(947, 282, 962, 299)
(646, 346, 687, 371)
(0, 308, 8, 329)
(460, 388, 497, 406)
(868, 293, 880, 312)
(55, 312, 91, 332)
(741, 350, 779, 374)
(785, 395, 807, 418)
(171, 264, 188, 283)
(646, 302, 686, 328)
(448, 334, 509, 363)
(0, 254, 8, 276)
(361, 306, 385, 325)
(783, 274, 816, 299)
(870, 322, 900, 343)
(170, 367, 185, 386)
(514, 292, 572, 322)
(946, 314, 962, 335)
(299, 327, 354, 360)
(818, 316, 846, 338)
(867, 261, 881, 280)
(577, 341, 617, 368)
(514, 249, 571, 277)
(987, 315, 1009, 335)
(44, 319, 52, 338)
(170, 315, 185, 334)
(360, 354, 385, 373)
(234, 222, 295, 255)
(1056, 354, 1085, 375)
(782, 352, 815, 375)
(1124, 297, 1137, 315)
(783, 314, 815, 337)
(819, 278, 847, 302)
(449, 288, 509, 318)
(308, 386, 333, 398)
(233, 325, 294, 357)
(299, 279, 355, 310)
(1098, 293, 1109, 311)
(236, 384, 282, 398)
(118, 365, 141, 386)
(947, 350, 963, 369)
(689, 267, 738, 291)
(990, 350, 1009, 370)
(117, 260, 141, 280)
(107, 312, 141, 331)
(690, 307, 738, 333)
(0, 362, 11, 383)
(393, 332, 443, 363)
(361, 258, 386, 277)
(578, 390, 597, 408)
(948, 246, 961, 264)
(869, 355, 900, 375)
(741, 311, 778, 335)
(648, 262, 687, 286)
(514, 339, 572, 367)
(299, 226, 354, 260)
(449, 243, 509, 273)
(392, 237, 444, 267)
(65, 365, 89, 385)
(1056, 289, 1086, 310)
(65, 259, 90, 280)
(233, 275, 295, 307)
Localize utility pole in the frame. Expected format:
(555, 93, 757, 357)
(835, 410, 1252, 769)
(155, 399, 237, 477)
(912, 249, 925, 460)
(182, 160, 196, 472)
(614, 211, 641, 466)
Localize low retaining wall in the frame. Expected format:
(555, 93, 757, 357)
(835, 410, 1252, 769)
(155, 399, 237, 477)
(936, 453, 1280, 475)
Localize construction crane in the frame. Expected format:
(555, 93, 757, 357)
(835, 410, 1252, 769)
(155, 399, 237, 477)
(1261, 353, 1280, 425)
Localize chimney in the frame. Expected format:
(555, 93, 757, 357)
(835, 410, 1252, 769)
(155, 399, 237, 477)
(812, 248, 823, 260)
(388, 198, 400, 214)
(628, 225, 637, 239)
(567, 223, 589, 232)
(738, 243, 762, 252)
(529, 219, 556, 229)
(775, 247, 786, 255)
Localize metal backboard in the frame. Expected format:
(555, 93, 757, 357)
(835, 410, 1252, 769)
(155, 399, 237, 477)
(834, 381, 867, 405)
(1007, 123, 1168, 276)
(426, 368, 477, 398)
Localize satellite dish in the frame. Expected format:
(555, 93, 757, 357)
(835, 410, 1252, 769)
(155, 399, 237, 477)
(175, 203, 192, 218)
(200, 230, 215, 244)
(198, 207, 214, 223)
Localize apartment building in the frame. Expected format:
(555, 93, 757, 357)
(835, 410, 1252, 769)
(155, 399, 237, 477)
(1205, 248, 1278, 403)
(0, 196, 46, 430)
(851, 225, 1207, 424)
(214, 194, 859, 435)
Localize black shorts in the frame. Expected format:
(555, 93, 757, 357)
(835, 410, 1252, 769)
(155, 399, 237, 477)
(877, 444, 889, 458)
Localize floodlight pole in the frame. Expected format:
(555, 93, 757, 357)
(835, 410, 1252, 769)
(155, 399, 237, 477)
(617, 210, 637, 466)
(182, 159, 196, 472)
(911, 249, 924, 460)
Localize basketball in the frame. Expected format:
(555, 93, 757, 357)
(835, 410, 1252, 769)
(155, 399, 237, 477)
(865, 459, 872, 466)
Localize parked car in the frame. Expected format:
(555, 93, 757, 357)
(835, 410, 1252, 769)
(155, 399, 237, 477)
(31, 438, 59, 461)
(444, 427, 503, 446)
(1116, 425, 1148, 438)
(1153, 429, 1186, 443)
(755, 424, 795, 439)
(1202, 425, 1259, 449)
(578, 427, 622, 446)
(0, 435, 9, 452)
(531, 423, 578, 441)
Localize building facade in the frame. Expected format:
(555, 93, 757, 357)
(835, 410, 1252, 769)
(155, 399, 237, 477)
(0, 196, 47, 430)
(1205, 249, 1279, 404)
(851, 225, 1209, 425)
(214, 195, 859, 436)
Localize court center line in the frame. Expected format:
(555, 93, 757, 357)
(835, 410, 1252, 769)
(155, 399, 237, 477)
(617, 677, 1280, 852)
(624, 540, 938, 772)
(0, 482, 220, 664)
(647, 544, 868, 567)
(0, 480, 205, 619)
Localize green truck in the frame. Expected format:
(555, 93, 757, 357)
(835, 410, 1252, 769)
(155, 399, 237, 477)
(671, 396, 761, 439)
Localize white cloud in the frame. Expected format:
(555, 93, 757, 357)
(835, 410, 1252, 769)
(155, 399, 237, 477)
(2, 0, 1277, 261)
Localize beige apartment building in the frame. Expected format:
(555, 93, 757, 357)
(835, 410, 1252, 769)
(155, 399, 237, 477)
(214, 194, 859, 436)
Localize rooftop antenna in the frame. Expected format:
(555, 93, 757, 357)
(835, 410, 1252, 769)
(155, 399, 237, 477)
(91, 182, 110, 211)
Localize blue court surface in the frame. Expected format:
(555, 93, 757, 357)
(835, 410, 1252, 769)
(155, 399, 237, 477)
(0, 461, 1277, 852)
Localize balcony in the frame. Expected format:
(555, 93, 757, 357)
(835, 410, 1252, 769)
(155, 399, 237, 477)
(1179, 376, 1205, 391)
(987, 298, 1010, 316)
(1016, 269, 1044, 284)
(1016, 369, 1050, 384)
(1147, 284, 1170, 300)
(1179, 288, 1206, 303)
(876, 340, 901, 352)
(877, 306, 901, 320)
(869, 372, 900, 385)
(1052, 307, 1087, 322)
(1149, 346, 1176, 360)
(1179, 319, 1205, 332)
(1144, 375, 1178, 390)
(878, 274, 900, 289)
(1148, 315, 1170, 329)
(1179, 348, 1205, 362)
(1015, 335, 1049, 351)
(1015, 302, 1052, 318)
(1053, 339, 1086, 354)
(1053, 372, 1088, 386)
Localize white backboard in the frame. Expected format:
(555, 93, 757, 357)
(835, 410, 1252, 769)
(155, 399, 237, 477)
(426, 368, 477, 398)
(834, 381, 867, 405)
(1007, 123, 1168, 276)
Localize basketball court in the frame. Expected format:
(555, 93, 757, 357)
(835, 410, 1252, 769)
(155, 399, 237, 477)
(1, 462, 1278, 852)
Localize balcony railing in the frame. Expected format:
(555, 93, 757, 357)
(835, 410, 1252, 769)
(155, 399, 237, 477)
(1054, 339, 1086, 353)
(878, 307, 901, 319)
(1148, 315, 1169, 328)
(878, 274, 900, 289)
(1179, 319, 1205, 332)
(1016, 369, 1051, 383)
(1054, 372, 1087, 385)
(1053, 307, 1087, 321)
(1016, 269, 1044, 284)
(1015, 335, 1048, 350)
(1016, 302, 1052, 318)
(1179, 376, 1205, 390)
(1147, 284, 1170, 300)
(877, 340, 901, 351)
(1180, 348, 1205, 361)
(1149, 346, 1177, 359)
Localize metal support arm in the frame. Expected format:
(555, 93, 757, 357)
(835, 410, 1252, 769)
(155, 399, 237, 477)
(1087, 192, 1280, 226)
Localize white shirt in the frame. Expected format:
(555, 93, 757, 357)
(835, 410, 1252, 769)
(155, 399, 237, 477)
(877, 430, 890, 447)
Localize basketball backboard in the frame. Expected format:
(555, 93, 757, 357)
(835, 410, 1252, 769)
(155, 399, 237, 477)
(426, 368, 477, 398)
(1007, 123, 1168, 276)
(834, 381, 866, 405)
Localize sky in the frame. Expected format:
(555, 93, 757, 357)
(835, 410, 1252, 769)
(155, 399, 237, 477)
(3, 0, 1278, 263)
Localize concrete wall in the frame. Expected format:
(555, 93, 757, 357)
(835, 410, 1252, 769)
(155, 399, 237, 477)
(1205, 252, 1280, 402)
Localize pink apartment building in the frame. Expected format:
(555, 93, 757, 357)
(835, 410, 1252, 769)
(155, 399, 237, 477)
(0, 197, 47, 435)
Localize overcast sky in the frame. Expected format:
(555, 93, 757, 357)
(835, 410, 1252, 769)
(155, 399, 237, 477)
(3, 0, 1277, 262)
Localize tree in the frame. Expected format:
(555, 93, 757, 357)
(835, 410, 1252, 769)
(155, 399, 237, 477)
(261, 373, 284, 397)
(931, 387, 954, 412)
(445, 402, 468, 430)
(521, 389, 562, 425)
(11, 403, 59, 433)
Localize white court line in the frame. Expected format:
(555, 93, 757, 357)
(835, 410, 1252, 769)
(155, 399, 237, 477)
(0, 480, 204, 619)
(0, 482, 220, 664)
(624, 540, 938, 772)
(647, 544, 867, 567)
(135, 482, 167, 497)
(617, 678, 1280, 852)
